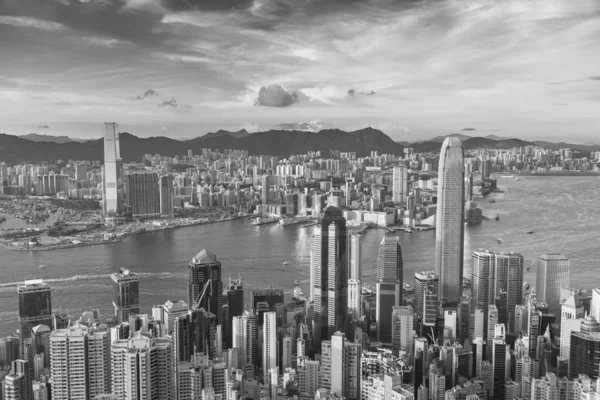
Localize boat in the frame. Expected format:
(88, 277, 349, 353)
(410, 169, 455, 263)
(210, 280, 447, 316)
(283, 261, 289, 265)
(386, 227, 396, 233)
(501, 175, 515, 178)
(495, 214, 499, 221)
(515, 178, 520, 181)
(292, 282, 308, 303)
(527, 231, 534, 234)
(39, 265, 46, 269)
(279, 216, 312, 226)
(497, 238, 502, 243)
(405, 227, 413, 233)
(489, 199, 496, 203)
(251, 217, 279, 226)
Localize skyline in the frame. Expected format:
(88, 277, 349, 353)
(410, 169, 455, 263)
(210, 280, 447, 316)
(1, 0, 600, 141)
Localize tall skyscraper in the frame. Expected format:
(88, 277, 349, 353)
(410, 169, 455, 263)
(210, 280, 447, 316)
(569, 318, 600, 379)
(111, 331, 174, 399)
(111, 268, 140, 324)
(348, 233, 362, 281)
(225, 275, 244, 349)
(391, 306, 414, 358)
(158, 174, 175, 216)
(414, 271, 438, 319)
(263, 312, 278, 394)
(103, 122, 123, 223)
(491, 324, 508, 400)
(435, 137, 465, 307)
(311, 206, 347, 351)
(471, 249, 494, 312)
(17, 280, 52, 346)
(188, 249, 224, 326)
(494, 251, 524, 330)
(320, 332, 361, 400)
(49, 323, 111, 400)
(376, 236, 403, 344)
(347, 279, 362, 321)
(392, 164, 408, 205)
(536, 254, 570, 321)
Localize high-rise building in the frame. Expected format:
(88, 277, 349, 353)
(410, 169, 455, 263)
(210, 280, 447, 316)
(49, 323, 111, 400)
(487, 305, 499, 361)
(174, 308, 217, 365)
(17, 280, 52, 346)
(263, 312, 278, 395)
(569, 321, 600, 379)
(536, 254, 570, 321)
(311, 206, 348, 351)
(111, 331, 173, 400)
(494, 252, 524, 330)
(491, 324, 508, 400)
(103, 122, 123, 223)
(111, 268, 140, 324)
(376, 236, 403, 344)
(391, 306, 414, 358)
(348, 233, 362, 281)
(225, 275, 244, 349)
(435, 137, 465, 307)
(2, 360, 32, 400)
(347, 279, 362, 321)
(392, 164, 408, 205)
(320, 332, 361, 400)
(560, 292, 585, 361)
(158, 174, 174, 216)
(125, 171, 160, 219)
(471, 249, 494, 312)
(414, 271, 438, 319)
(188, 249, 224, 326)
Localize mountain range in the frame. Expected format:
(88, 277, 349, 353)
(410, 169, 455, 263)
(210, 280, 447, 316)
(0, 129, 597, 165)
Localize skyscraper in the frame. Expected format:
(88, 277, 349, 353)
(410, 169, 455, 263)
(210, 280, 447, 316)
(103, 122, 123, 224)
(536, 254, 570, 321)
(311, 206, 347, 351)
(435, 137, 465, 307)
(494, 251, 524, 330)
(392, 164, 408, 205)
(414, 271, 438, 319)
(2, 360, 32, 400)
(569, 317, 600, 379)
(188, 249, 224, 326)
(348, 233, 362, 281)
(18, 280, 52, 346)
(125, 171, 160, 219)
(391, 306, 414, 358)
(319, 332, 361, 400)
(111, 268, 140, 324)
(263, 311, 278, 394)
(471, 249, 494, 312)
(376, 236, 403, 344)
(225, 275, 244, 349)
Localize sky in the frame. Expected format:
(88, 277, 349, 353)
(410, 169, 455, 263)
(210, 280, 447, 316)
(1, 0, 599, 142)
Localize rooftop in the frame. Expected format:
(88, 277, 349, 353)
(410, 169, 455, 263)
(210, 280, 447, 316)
(191, 249, 218, 264)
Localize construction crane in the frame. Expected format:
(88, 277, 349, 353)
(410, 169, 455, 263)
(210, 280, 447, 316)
(192, 279, 212, 311)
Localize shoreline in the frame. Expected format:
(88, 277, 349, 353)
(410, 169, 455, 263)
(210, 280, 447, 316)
(0, 216, 244, 252)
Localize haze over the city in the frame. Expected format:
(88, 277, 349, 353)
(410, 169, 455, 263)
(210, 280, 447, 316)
(1, 0, 599, 142)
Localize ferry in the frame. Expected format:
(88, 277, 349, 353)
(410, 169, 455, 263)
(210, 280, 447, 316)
(292, 282, 308, 303)
(280, 216, 312, 226)
(501, 175, 515, 178)
(251, 217, 279, 226)
(283, 261, 290, 266)
(495, 214, 500, 221)
(39, 265, 46, 269)
(527, 231, 534, 234)
(405, 227, 413, 233)
(497, 238, 502, 243)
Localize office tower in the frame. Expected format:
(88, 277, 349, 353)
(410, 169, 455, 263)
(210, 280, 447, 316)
(423, 286, 439, 336)
(471, 336, 485, 377)
(527, 304, 542, 358)
(30, 324, 50, 380)
(429, 360, 446, 400)
(391, 306, 414, 358)
(376, 236, 403, 344)
(458, 300, 470, 343)
(49, 323, 111, 400)
(311, 206, 348, 350)
(536, 254, 570, 321)
(569, 318, 600, 379)
(487, 305, 499, 361)
(0, 337, 20, 368)
(297, 358, 319, 395)
(162, 300, 188, 335)
(444, 309, 457, 341)
(282, 336, 292, 371)
(319, 332, 361, 400)
(158, 174, 174, 215)
(263, 312, 277, 393)
(103, 122, 122, 222)
(111, 332, 173, 400)
(347, 279, 362, 321)
(125, 171, 160, 218)
(188, 249, 224, 326)
(560, 293, 584, 360)
(392, 164, 408, 205)
(494, 252, 524, 331)
(3, 360, 32, 400)
(17, 280, 52, 346)
(414, 271, 438, 319)
(251, 288, 284, 310)
(349, 233, 362, 281)
(225, 275, 244, 349)
(174, 308, 217, 365)
(481, 158, 492, 180)
(492, 324, 508, 400)
(435, 137, 465, 307)
(472, 249, 495, 312)
(111, 268, 140, 324)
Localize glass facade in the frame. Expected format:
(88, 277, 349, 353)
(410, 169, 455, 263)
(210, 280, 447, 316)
(18, 289, 52, 320)
(435, 137, 465, 306)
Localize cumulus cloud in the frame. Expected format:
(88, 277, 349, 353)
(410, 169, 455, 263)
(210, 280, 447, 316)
(461, 127, 476, 131)
(0, 16, 66, 32)
(135, 89, 160, 100)
(348, 89, 376, 97)
(31, 124, 50, 129)
(255, 84, 298, 107)
(158, 98, 191, 109)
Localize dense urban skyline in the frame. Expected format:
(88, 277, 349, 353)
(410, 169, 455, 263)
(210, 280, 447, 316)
(1, 0, 600, 140)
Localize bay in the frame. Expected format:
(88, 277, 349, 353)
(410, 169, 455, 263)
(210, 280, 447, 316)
(1, 176, 599, 336)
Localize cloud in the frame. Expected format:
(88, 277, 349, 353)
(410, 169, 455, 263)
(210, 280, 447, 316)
(255, 84, 298, 107)
(31, 124, 50, 129)
(135, 89, 160, 100)
(160, 0, 253, 11)
(274, 119, 330, 132)
(461, 127, 476, 131)
(348, 88, 376, 97)
(158, 98, 191, 109)
(83, 36, 135, 48)
(0, 16, 66, 31)
(589, 76, 600, 81)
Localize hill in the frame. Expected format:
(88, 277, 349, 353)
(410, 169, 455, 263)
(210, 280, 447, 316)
(19, 133, 77, 143)
(533, 141, 600, 152)
(0, 127, 404, 164)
